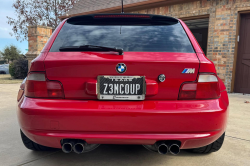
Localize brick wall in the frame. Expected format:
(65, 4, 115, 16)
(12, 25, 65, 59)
(131, 0, 250, 92)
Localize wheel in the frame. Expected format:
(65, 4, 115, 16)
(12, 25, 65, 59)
(20, 130, 55, 151)
(188, 132, 225, 154)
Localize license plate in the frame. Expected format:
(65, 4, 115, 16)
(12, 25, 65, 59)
(97, 76, 145, 100)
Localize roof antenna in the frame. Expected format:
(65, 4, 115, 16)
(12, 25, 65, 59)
(121, 0, 124, 13)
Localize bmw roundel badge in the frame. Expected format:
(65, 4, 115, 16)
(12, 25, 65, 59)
(116, 63, 127, 74)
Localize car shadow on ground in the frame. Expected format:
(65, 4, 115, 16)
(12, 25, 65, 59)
(23, 145, 210, 165)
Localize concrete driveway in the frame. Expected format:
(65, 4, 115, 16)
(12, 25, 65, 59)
(0, 84, 250, 166)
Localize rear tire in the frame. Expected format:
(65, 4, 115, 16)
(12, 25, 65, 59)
(188, 132, 225, 154)
(20, 130, 55, 151)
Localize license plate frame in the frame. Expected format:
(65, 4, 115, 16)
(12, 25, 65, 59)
(97, 76, 146, 100)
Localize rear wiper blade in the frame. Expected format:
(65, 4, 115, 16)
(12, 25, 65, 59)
(59, 45, 123, 55)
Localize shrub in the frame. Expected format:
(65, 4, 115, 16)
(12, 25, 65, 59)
(9, 63, 15, 77)
(9, 58, 28, 79)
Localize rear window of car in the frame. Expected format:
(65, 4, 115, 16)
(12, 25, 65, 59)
(50, 16, 194, 53)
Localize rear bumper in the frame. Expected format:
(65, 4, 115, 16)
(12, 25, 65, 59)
(17, 91, 229, 149)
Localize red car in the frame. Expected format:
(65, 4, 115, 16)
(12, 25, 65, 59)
(17, 14, 229, 155)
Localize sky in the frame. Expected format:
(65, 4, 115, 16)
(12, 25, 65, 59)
(0, 0, 28, 54)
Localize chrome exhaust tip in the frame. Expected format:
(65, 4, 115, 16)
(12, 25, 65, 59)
(73, 143, 85, 154)
(169, 144, 180, 155)
(62, 143, 73, 153)
(157, 143, 169, 155)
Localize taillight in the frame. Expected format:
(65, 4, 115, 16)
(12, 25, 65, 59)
(25, 72, 64, 98)
(179, 74, 220, 100)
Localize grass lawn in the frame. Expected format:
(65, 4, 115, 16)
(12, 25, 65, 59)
(0, 74, 23, 84)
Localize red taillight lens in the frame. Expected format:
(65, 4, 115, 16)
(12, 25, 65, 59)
(179, 74, 220, 100)
(179, 83, 197, 99)
(25, 72, 64, 98)
(196, 82, 220, 99)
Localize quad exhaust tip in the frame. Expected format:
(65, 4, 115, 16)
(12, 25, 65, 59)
(169, 144, 180, 155)
(62, 140, 180, 155)
(62, 140, 86, 154)
(157, 143, 169, 155)
(62, 143, 73, 153)
(73, 143, 85, 154)
(156, 142, 180, 155)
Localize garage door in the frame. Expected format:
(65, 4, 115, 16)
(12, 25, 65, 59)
(184, 18, 209, 56)
(234, 14, 250, 94)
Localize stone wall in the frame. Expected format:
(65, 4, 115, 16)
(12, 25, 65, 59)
(131, 0, 250, 92)
(26, 26, 52, 69)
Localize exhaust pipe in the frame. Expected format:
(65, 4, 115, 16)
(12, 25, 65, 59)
(169, 144, 180, 155)
(62, 143, 73, 153)
(157, 143, 169, 155)
(73, 143, 85, 154)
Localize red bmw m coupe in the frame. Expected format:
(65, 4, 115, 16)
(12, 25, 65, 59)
(17, 14, 229, 155)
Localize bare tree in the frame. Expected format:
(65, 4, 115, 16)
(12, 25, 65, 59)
(7, 0, 79, 41)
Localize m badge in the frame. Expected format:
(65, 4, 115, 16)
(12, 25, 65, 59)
(182, 68, 195, 74)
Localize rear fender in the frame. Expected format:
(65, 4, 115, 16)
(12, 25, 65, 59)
(179, 20, 217, 74)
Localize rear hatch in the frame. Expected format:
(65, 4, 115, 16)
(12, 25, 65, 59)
(44, 14, 199, 100)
